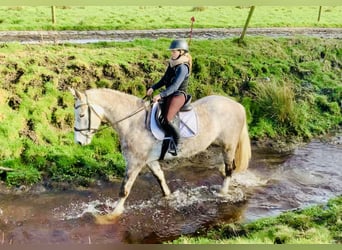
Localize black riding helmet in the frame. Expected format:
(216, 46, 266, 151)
(168, 39, 189, 52)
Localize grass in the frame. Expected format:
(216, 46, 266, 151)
(0, 37, 341, 186)
(170, 196, 342, 244)
(0, 6, 340, 186)
(0, 6, 340, 31)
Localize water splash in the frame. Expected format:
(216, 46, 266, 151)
(54, 198, 118, 220)
(232, 170, 268, 187)
(54, 184, 248, 221)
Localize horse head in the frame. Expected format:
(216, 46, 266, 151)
(70, 88, 104, 146)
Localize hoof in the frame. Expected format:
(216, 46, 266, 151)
(95, 200, 125, 224)
(95, 213, 120, 225)
(219, 189, 229, 195)
(164, 194, 172, 200)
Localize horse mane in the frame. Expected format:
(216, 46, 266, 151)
(86, 88, 140, 100)
(85, 88, 142, 109)
(82, 88, 147, 130)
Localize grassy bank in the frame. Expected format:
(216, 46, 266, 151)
(0, 36, 341, 187)
(0, 6, 341, 31)
(170, 196, 342, 244)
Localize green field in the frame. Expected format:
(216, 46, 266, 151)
(0, 6, 341, 31)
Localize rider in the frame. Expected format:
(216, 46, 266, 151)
(146, 39, 192, 156)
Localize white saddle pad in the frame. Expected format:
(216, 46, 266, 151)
(150, 103, 198, 141)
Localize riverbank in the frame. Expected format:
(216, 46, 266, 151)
(0, 36, 341, 187)
(170, 195, 342, 244)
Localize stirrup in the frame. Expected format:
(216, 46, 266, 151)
(159, 137, 177, 160)
(167, 137, 178, 156)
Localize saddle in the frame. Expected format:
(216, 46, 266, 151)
(148, 95, 198, 142)
(154, 94, 193, 128)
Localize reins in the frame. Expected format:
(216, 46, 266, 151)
(110, 106, 145, 125)
(112, 95, 151, 125)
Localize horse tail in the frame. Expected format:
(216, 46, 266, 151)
(234, 120, 251, 172)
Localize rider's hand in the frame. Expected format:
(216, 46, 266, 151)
(153, 94, 161, 103)
(146, 87, 154, 96)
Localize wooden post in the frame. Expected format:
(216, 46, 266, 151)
(51, 6, 56, 24)
(239, 6, 255, 43)
(317, 6, 322, 22)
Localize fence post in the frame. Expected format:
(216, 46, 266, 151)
(317, 6, 322, 22)
(51, 6, 56, 24)
(239, 6, 255, 43)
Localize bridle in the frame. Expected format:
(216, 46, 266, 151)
(74, 94, 151, 135)
(73, 102, 102, 134)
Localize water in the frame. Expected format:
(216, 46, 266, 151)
(244, 134, 342, 222)
(0, 132, 341, 244)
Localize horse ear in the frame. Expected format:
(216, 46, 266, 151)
(69, 88, 83, 99)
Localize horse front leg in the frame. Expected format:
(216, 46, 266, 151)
(147, 161, 171, 196)
(96, 163, 143, 224)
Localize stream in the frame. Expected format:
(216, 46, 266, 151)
(0, 131, 341, 244)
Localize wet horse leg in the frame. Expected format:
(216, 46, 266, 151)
(220, 148, 236, 195)
(147, 161, 171, 196)
(96, 163, 143, 224)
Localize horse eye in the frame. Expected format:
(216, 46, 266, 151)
(79, 113, 85, 118)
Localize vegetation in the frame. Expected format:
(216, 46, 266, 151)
(0, 6, 341, 31)
(170, 196, 342, 244)
(0, 5, 340, 187)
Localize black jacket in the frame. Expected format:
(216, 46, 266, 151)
(152, 63, 190, 98)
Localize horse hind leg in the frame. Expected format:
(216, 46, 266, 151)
(220, 149, 236, 195)
(148, 161, 171, 196)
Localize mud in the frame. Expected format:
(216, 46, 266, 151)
(0, 28, 341, 44)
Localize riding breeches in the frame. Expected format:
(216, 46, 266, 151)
(162, 93, 186, 122)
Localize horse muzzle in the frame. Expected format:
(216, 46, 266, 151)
(74, 132, 92, 146)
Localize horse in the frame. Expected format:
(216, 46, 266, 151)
(70, 88, 251, 224)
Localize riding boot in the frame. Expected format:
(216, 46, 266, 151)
(166, 119, 180, 156)
(159, 116, 180, 157)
